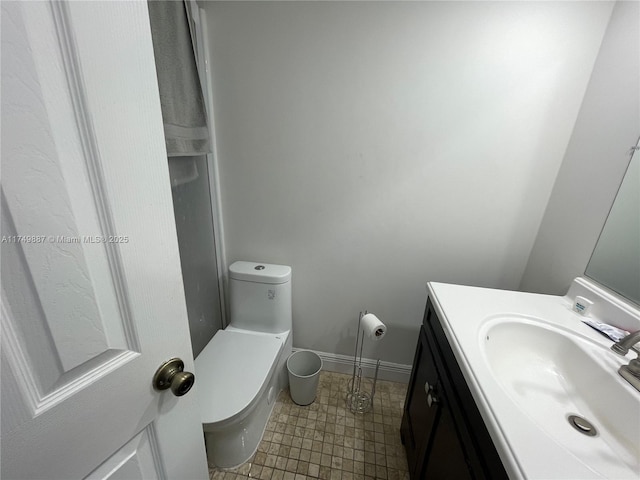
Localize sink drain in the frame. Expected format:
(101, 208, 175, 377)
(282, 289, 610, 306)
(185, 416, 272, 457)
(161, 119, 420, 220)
(567, 415, 597, 437)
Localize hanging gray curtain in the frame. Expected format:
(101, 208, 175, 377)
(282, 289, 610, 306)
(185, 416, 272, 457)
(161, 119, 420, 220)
(147, 0, 210, 157)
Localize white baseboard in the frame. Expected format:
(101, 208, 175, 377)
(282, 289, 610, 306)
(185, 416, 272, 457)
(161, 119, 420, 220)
(291, 348, 411, 384)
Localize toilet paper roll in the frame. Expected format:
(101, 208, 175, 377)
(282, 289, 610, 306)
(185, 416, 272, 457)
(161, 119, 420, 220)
(361, 313, 386, 341)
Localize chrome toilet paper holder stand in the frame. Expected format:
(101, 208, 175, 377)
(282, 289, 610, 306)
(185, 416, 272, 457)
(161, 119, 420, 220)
(346, 310, 381, 414)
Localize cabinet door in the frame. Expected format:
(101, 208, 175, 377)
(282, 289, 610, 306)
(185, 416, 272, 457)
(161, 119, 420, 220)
(401, 326, 438, 478)
(420, 380, 473, 479)
(426, 301, 508, 480)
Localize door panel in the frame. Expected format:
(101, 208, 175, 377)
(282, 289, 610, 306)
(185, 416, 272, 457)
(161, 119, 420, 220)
(85, 426, 165, 480)
(1, 2, 208, 479)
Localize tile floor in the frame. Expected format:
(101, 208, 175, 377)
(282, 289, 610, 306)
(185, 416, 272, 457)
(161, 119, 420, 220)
(209, 371, 410, 480)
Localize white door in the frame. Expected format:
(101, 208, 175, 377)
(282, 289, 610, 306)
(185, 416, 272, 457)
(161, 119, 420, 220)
(1, 1, 209, 479)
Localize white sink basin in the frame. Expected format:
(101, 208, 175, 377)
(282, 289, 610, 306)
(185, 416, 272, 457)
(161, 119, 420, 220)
(480, 316, 639, 475)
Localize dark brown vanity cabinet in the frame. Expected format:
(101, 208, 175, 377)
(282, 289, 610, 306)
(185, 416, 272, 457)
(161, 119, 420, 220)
(400, 299, 508, 480)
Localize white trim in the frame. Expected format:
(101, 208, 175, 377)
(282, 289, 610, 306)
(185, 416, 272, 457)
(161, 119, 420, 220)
(189, 4, 228, 328)
(1, 297, 40, 415)
(291, 348, 410, 384)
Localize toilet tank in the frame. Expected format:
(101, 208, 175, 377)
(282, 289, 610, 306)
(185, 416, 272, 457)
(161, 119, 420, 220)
(228, 261, 292, 333)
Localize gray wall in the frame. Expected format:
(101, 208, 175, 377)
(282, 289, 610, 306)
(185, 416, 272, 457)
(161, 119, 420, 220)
(520, 1, 640, 296)
(203, 1, 612, 365)
(170, 156, 223, 357)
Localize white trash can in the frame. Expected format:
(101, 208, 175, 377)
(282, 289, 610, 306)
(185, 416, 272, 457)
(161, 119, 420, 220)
(287, 350, 323, 406)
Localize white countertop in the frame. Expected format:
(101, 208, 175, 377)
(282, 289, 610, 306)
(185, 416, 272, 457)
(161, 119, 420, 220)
(426, 280, 640, 480)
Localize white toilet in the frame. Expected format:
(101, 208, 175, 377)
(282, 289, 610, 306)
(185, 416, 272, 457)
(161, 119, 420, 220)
(195, 261, 293, 469)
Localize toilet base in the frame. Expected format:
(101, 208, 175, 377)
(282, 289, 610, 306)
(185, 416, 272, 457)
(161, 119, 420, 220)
(205, 383, 276, 469)
(204, 332, 292, 469)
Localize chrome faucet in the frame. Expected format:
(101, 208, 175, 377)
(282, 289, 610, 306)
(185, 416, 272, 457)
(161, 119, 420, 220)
(611, 330, 640, 355)
(611, 330, 640, 392)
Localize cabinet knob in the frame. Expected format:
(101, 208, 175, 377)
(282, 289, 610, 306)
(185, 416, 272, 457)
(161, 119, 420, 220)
(425, 382, 439, 407)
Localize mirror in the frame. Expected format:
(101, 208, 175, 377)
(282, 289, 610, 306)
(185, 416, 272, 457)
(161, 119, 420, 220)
(585, 139, 640, 305)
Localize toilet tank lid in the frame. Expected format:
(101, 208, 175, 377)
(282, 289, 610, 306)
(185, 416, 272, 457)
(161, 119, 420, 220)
(229, 261, 291, 284)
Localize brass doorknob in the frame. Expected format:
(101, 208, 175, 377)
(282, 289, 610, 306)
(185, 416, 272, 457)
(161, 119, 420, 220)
(153, 358, 195, 397)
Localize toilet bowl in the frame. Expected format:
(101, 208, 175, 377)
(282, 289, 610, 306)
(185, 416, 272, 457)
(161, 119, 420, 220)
(195, 261, 293, 469)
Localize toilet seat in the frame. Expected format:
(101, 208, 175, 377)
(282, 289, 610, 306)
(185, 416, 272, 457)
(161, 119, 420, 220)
(196, 330, 283, 426)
